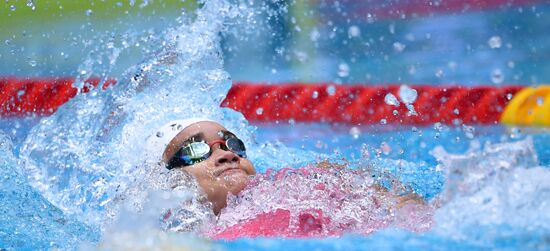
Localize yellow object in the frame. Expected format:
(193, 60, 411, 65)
(501, 85, 550, 126)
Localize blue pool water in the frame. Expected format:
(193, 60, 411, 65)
(1, 0, 550, 250)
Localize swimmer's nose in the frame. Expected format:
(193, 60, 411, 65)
(213, 146, 240, 166)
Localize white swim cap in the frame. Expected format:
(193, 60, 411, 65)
(145, 118, 215, 164)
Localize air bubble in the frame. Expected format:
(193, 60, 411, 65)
(380, 119, 387, 125)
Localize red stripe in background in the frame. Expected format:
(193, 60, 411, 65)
(317, 0, 545, 21)
(0, 77, 522, 125)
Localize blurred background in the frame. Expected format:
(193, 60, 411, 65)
(1, 0, 549, 85)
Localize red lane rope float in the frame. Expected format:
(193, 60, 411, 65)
(222, 83, 525, 126)
(0, 77, 543, 126)
(0, 77, 114, 116)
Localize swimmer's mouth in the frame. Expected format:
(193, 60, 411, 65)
(216, 166, 245, 176)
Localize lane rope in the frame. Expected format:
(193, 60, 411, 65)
(0, 77, 547, 126)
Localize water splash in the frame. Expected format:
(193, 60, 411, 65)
(0, 132, 98, 250)
(214, 166, 434, 237)
(16, 0, 321, 244)
(431, 138, 550, 245)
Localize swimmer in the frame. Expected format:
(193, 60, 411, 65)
(146, 118, 430, 237)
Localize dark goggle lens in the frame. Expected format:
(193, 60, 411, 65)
(184, 141, 211, 160)
(167, 138, 247, 169)
(226, 137, 247, 158)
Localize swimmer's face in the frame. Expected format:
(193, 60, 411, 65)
(163, 121, 256, 215)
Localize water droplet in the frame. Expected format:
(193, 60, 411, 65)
(408, 65, 416, 75)
(509, 127, 522, 139)
(398, 85, 417, 104)
(311, 91, 319, 99)
(380, 142, 391, 155)
(405, 104, 417, 116)
(435, 69, 444, 78)
(453, 108, 460, 115)
(536, 96, 544, 106)
(462, 124, 475, 139)
(26, 0, 36, 11)
(393, 42, 406, 52)
(310, 28, 320, 42)
(288, 118, 296, 125)
(506, 93, 513, 100)
(507, 61, 515, 68)
(86, 9, 93, 16)
(448, 61, 458, 70)
(349, 126, 361, 139)
(488, 36, 502, 49)
(348, 25, 360, 37)
(80, 70, 87, 75)
(366, 13, 375, 23)
(392, 110, 398, 116)
(156, 131, 164, 138)
(10, 5, 16, 11)
(433, 122, 443, 131)
(380, 119, 387, 125)
(28, 60, 37, 67)
(4, 39, 11, 45)
(17, 90, 25, 97)
(337, 63, 349, 77)
(384, 93, 400, 107)
(326, 85, 336, 96)
(255, 107, 264, 115)
(491, 69, 504, 84)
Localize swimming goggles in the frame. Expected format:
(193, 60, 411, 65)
(167, 136, 247, 169)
